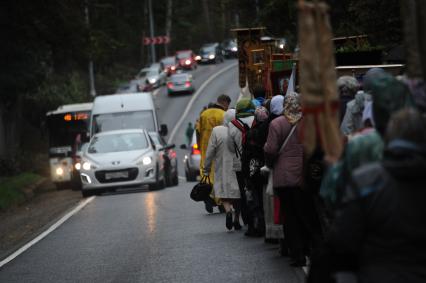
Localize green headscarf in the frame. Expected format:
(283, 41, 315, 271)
(236, 98, 255, 118)
(371, 73, 415, 136)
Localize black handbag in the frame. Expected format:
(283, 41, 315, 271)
(190, 176, 212, 202)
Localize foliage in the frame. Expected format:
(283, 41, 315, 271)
(0, 173, 42, 210)
(0, 0, 404, 164)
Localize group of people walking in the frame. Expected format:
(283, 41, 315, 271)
(194, 67, 426, 282)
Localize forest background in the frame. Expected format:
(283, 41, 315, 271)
(0, 0, 402, 175)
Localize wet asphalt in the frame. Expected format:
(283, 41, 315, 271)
(0, 61, 305, 282)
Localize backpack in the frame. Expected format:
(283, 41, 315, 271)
(231, 118, 262, 179)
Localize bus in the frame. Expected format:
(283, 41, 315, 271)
(46, 103, 93, 189)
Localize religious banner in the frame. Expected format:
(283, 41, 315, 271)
(298, 0, 342, 160)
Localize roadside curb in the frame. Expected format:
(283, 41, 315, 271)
(21, 177, 48, 200)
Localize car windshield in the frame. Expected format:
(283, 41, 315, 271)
(88, 132, 148, 154)
(138, 69, 157, 78)
(161, 57, 175, 66)
(176, 52, 191, 59)
(92, 110, 155, 134)
(171, 74, 189, 82)
(201, 46, 215, 53)
(148, 133, 164, 146)
(116, 83, 138, 93)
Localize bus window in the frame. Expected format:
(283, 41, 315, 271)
(47, 112, 90, 150)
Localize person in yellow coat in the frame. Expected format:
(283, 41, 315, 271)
(197, 94, 231, 213)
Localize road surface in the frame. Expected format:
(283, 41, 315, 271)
(0, 60, 306, 283)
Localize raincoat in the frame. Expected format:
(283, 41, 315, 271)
(197, 105, 225, 176)
(204, 110, 240, 199)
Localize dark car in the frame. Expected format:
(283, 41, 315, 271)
(222, 39, 238, 58)
(198, 43, 224, 64)
(167, 73, 195, 95)
(160, 56, 177, 76)
(149, 132, 178, 187)
(176, 50, 197, 70)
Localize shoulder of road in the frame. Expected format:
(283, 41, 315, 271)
(0, 177, 82, 261)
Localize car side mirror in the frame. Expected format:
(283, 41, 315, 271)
(166, 144, 175, 150)
(180, 144, 187, 149)
(159, 124, 168, 136)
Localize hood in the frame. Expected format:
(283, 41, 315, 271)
(383, 140, 426, 180)
(85, 148, 151, 166)
(147, 74, 159, 81)
(270, 95, 284, 115)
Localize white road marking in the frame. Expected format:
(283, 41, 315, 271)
(0, 196, 95, 268)
(152, 88, 161, 97)
(167, 62, 238, 144)
(178, 176, 186, 180)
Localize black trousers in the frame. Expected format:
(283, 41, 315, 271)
(236, 171, 249, 225)
(246, 176, 265, 233)
(277, 186, 312, 260)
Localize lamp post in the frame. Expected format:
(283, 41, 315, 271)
(148, 0, 156, 64)
(85, 0, 96, 97)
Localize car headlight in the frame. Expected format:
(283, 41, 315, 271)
(82, 161, 91, 171)
(75, 162, 81, 171)
(185, 59, 191, 65)
(171, 66, 176, 70)
(142, 156, 152, 165)
(56, 167, 64, 176)
(208, 54, 215, 60)
(148, 78, 157, 84)
(195, 55, 201, 61)
(231, 47, 238, 52)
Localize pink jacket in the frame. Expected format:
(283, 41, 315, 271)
(264, 116, 303, 189)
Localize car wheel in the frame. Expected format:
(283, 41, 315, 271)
(55, 182, 68, 190)
(165, 167, 172, 187)
(172, 172, 179, 186)
(81, 189, 93, 198)
(186, 170, 197, 182)
(149, 167, 165, 190)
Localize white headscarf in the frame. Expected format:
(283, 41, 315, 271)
(223, 109, 236, 127)
(271, 95, 284, 115)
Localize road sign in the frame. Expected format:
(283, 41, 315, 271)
(143, 36, 170, 45)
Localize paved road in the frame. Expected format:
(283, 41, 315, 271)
(0, 61, 306, 282)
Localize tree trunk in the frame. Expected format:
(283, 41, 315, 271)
(418, 1, 426, 81)
(221, 0, 226, 39)
(0, 107, 6, 158)
(165, 0, 173, 56)
(400, 0, 423, 78)
(202, 0, 213, 41)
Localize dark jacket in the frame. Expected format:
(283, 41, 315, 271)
(326, 144, 426, 283)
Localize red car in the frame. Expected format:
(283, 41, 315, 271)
(160, 56, 177, 76)
(176, 50, 197, 70)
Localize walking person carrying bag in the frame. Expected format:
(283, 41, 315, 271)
(264, 92, 308, 266)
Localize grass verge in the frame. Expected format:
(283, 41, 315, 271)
(0, 173, 42, 210)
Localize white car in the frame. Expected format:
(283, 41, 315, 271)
(79, 129, 166, 197)
(136, 64, 166, 89)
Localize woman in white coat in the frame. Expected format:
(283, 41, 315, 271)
(204, 109, 241, 230)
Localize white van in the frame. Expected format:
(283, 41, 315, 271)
(90, 92, 168, 137)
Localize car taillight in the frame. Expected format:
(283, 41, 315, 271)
(167, 82, 174, 89)
(185, 81, 191, 87)
(192, 143, 201, 155)
(170, 150, 177, 159)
